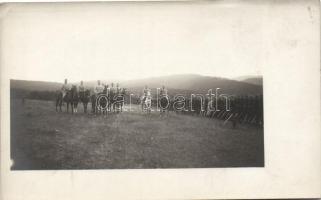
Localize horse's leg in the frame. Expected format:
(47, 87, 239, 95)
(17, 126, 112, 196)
(67, 102, 69, 113)
(92, 101, 95, 114)
(91, 100, 93, 113)
(92, 98, 96, 114)
(74, 102, 77, 113)
(59, 100, 62, 112)
(71, 103, 74, 114)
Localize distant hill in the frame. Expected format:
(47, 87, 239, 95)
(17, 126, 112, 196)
(121, 74, 262, 95)
(234, 75, 263, 86)
(10, 74, 263, 96)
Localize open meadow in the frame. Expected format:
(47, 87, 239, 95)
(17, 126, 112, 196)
(11, 99, 264, 169)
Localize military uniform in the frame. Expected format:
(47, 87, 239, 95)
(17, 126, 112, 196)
(61, 83, 71, 98)
(94, 84, 104, 95)
(79, 84, 85, 93)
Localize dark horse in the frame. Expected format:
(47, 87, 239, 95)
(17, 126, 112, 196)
(91, 90, 108, 115)
(113, 88, 126, 113)
(79, 89, 91, 113)
(56, 85, 79, 114)
(90, 87, 126, 114)
(159, 94, 170, 114)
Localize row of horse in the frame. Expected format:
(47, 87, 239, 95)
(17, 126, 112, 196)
(55, 85, 126, 114)
(55, 86, 263, 127)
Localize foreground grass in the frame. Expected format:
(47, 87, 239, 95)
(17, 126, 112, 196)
(11, 99, 264, 169)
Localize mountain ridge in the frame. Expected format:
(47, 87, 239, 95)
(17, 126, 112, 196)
(11, 74, 263, 95)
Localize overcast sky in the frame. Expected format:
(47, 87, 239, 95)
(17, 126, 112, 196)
(2, 2, 265, 83)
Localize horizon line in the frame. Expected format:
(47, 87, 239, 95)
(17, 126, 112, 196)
(10, 73, 262, 83)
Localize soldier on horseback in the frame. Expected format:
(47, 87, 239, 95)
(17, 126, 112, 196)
(141, 85, 152, 113)
(113, 83, 125, 113)
(61, 78, 71, 99)
(116, 83, 121, 95)
(94, 80, 104, 95)
(91, 80, 104, 114)
(110, 82, 115, 94)
(159, 85, 169, 113)
(79, 80, 85, 93)
(160, 85, 168, 96)
(142, 85, 150, 102)
(78, 81, 91, 113)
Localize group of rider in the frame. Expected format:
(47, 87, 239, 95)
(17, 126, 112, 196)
(61, 79, 169, 100)
(59, 79, 262, 125)
(61, 79, 125, 98)
(142, 85, 168, 100)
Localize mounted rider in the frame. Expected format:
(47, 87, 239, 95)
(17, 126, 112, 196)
(159, 85, 169, 112)
(94, 80, 104, 95)
(109, 82, 115, 96)
(61, 78, 71, 99)
(103, 84, 109, 96)
(142, 85, 151, 101)
(79, 80, 85, 93)
(160, 85, 168, 97)
(116, 83, 121, 95)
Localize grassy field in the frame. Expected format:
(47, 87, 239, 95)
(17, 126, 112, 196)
(10, 99, 264, 170)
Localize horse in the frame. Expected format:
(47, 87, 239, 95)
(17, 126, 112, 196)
(91, 93, 97, 114)
(79, 89, 91, 113)
(91, 92, 108, 115)
(67, 85, 79, 114)
(56, 85, 79, 114)
(141, 94, 152, 114)
(108, 88, 115, 113)
(55, 90, 63, 112)
(159, 94, 170, 114)
(113, 88, 126, 113)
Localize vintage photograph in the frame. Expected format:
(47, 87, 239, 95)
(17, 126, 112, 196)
(8, 2, 264, 170)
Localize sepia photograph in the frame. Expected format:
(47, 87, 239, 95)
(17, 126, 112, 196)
(1, 1, 320, 199)
(7, 2, 265, 170)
